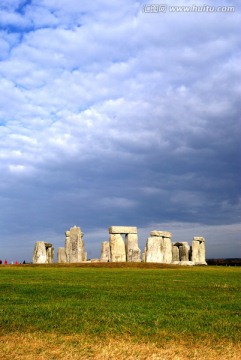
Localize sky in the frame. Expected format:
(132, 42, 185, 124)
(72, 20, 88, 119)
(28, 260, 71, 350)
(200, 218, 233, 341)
(0, 0, 240, 262)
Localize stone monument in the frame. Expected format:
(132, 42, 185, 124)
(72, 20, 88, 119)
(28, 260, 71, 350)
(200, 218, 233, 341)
(108, 226, 141, 262)
(65, 226, 87, 263)
(144, 231, 206, 265)
(32, 241, 54, 264)
(145, 231, 172, 263)
(191, 237, 207, 265)
(57, 226, 87, 263)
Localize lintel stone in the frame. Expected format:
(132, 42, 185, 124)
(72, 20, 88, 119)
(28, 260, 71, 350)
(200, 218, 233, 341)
(109, 226, 137, 234)
(44, 242, 53, 248)
(150, 230, 172, 238)
(173, 242, 188, 246)
(193, 236, 205, 242)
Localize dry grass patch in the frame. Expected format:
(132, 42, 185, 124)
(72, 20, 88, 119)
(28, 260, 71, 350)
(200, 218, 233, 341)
(0, 332, 240, 360)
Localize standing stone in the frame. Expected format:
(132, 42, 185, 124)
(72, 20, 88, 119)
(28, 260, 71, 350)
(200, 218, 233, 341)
(142, 248, 146, 262)
(65, 231, 71, 262)
(145, 231, 173, 263)
(173, 242, 193, 265)
(57, 247, 67, 263)
(33, 241, 54, 264)
(145, 236, 162, 262)
(47, 246, 54, 264)
(172, 244, 180, 263)
(108, 226, 141, 262)
(125, 234, 141, 262)
(109, 234, 126, 262)
(179, 242, 190, 262)
(100, 241, 110, 262)
(192, 237, 207, 265)
(33, 242, 47, 264)
(65, 226, 86, 263)
(160, 237, 173, 263)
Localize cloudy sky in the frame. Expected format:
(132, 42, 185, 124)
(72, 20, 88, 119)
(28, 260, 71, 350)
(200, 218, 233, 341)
(0, 0, 240, 262)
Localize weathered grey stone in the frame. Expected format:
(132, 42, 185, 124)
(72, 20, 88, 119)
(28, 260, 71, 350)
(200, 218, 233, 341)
(142, 252, 146, 262)
(33, 241, 54, 264)
(65, 226, 86, 263)
(47, 246, 54, 263)
(192, 237, 207, 265)
(109, 234, 126, 262)
(193, 237, 205, 242)
(172, 244, 180, 262)
(145, 232, 173, 263)
(109, 226, 137, 234)
(57, 247, 67, 263)
(125, 233, 141, 262)
(33, 241, 46, 264)
(65, 231, 71, 262)
(179, 261, 194, 266)
(100, 241, 110, 262)
(150, 230, 172, 238)
(160, 237, 173, 263)
(145, 237, 162, 262)
(179, 242, 190, 262)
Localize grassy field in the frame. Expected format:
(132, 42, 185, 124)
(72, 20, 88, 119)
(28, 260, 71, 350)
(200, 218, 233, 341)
(0, 263, 240, 359)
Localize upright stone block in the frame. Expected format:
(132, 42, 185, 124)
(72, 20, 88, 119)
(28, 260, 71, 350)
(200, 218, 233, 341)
(145, 231, 173, 263)
(145, 236, 162, 262)
(100, 241, 110, 262)
(160, 237, 173, 263)
(32, 241, 54, 264)
(125, 233, 141, 262)
(142, 250, 146, 262)
(192, 237, 207, 265)
(172, 244, 180, 263)
(57, 247, 67, 263)
(47, 246, 54, 264)
(109, 234, 126, 262)
(65, 226, 86, 263)
(179, 242, 190, 262)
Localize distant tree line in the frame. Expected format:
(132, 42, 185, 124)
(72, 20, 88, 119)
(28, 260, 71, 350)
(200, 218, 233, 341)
(207, 258, 241, 266)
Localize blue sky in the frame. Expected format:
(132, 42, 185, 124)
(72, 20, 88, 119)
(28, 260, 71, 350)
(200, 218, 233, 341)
(0, 0, 240, 262)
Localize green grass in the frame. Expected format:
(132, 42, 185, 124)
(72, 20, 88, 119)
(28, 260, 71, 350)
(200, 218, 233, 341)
(0, 264, 240, 344)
